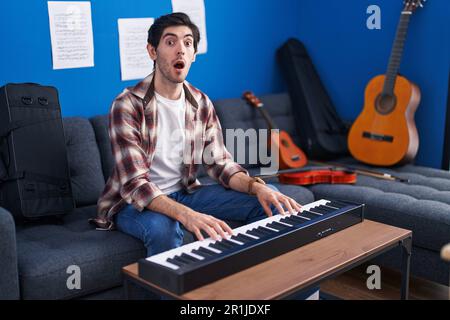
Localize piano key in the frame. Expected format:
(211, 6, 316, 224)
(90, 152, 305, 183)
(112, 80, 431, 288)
(254, 227, 274, 236)
(298, 211, 316, 220)
(173, 255, 192, 265)
(186, 251, 205, 260)
(231, 234, 255, 243)
(308, 207, 327, 215)
(266, 222, 288, 231)
(221, 239, 242, 248)
(318, 205, 337, 212)
(280, 216, 304, 225)
(191, 249, 213, 258)
(254, 227, 273, 236)
(180, 253, 201, 263)
(209, 242, 230, 251)
(247, 229, 268, 238)
(166, 257, 186, 268)
(286, 215, 309, 223)
(198, 246, 220, 256)
(327, 200, 348, 209)
(272, 221, 293, 228)
(258, 226, 279, 234)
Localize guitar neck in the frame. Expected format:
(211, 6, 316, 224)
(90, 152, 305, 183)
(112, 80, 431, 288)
(258, 107, 277, 130)
(383, 10, 412, 95)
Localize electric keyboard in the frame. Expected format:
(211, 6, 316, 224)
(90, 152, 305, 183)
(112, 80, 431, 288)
(138, 198, 364, 294)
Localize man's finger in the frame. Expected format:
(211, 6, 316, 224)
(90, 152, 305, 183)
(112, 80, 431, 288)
(204, 225, 219, 241)
(290, 199, 302, 212)
(260, 201, 273, 217)
(272, 198, 286, 215)
(194, 228, 204, 241)
(281, 197, 295, 214)
(217, 219, 234, 236)
(211, 221, 228, 239)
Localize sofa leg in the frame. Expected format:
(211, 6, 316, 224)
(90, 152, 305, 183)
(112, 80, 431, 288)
(400, 237, 412, 300)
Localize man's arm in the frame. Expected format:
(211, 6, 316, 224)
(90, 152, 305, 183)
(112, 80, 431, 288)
(147, 195, 233, 241)
(228, 172, 302, 217)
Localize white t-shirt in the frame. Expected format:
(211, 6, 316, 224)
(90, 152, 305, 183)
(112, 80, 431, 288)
(149, 90, 186, 194)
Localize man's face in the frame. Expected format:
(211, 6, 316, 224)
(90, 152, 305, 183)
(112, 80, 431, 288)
(148, 25, 197, 84)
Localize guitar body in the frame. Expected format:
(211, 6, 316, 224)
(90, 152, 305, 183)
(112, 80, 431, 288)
(348, 74, 421, 166)
(270, 130, 308, 169)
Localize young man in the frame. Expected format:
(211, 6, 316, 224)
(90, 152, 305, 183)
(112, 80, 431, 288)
(92, 12, 302, 257)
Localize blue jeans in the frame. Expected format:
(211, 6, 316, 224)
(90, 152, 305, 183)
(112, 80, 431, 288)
(115, 184, 279, 257)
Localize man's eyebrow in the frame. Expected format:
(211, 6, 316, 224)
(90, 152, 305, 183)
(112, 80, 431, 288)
(162, 33, 194, 39)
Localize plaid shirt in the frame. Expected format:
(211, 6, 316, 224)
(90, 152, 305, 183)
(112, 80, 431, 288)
(92, 73, 248, 230)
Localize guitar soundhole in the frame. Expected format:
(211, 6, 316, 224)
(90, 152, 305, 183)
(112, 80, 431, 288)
(375, 93, 397, 115)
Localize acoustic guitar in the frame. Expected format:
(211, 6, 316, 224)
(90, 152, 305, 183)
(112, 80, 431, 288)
(348, 0, 425, 166)
(243, 91, 307, 169)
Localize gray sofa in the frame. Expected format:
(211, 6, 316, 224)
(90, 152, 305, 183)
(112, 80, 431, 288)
(1, 93, 449, 299)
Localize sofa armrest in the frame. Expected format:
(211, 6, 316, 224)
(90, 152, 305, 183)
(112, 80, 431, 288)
(0, 207, 20, 299)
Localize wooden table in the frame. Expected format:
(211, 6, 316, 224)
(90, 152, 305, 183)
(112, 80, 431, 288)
(122, 219, 412, 300)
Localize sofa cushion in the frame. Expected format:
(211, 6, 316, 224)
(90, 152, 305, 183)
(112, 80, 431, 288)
(63, 118, 105, 207)
(307, 158, 450, 253)
(212, 93, 302, 169)
(89, 115, 114, 182)
(15, 205, 145, 299)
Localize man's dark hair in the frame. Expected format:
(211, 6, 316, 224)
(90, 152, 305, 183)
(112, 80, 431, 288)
(147, 12, 201, 52)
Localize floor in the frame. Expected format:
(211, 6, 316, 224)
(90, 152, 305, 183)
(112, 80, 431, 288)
(320, 263, 450, 300)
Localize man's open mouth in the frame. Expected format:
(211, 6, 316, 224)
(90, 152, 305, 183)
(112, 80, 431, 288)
(174, 61, 185, 69)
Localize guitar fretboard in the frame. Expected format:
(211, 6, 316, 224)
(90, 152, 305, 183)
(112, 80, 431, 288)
(383, 11, 412, 95)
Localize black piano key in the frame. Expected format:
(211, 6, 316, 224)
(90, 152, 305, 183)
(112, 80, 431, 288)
(266, 222, 287, 231)
(319, 204, 336, 212)
(231, 234, 254, 243)
(209, 242, 231, 251)
(288, 214, 309, 223)
(308, 207, 327, 215)
(166, 257, 186, 268)
(198, 246, 219, 256)
(191, 249, 212, 259)
(327, 201, 347, 209)
(254, 226, 273, 234)
(252, 228, 272, 237)
(180, 253, 201, 263)
(258, 226, 278, 234)
(280, 216, 302, 225)
(273, 221, 293, 229)
(174, 255, 192, 265)
(221, 239, 241, 248)
(318, 205, 337, 212)
(246, 229, 266, 238)
(299, 211, 318, 220)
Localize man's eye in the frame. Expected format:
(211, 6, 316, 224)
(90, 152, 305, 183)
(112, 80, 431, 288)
(185, 41, 192, 47)
(167, 40, 174, 46)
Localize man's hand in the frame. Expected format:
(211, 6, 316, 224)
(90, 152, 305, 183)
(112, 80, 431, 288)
(253, 184, 302, 217)
(179, 210, 234, 241)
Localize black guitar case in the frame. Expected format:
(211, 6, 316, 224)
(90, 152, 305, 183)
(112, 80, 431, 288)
(0, 83, 75, 221)
(277, 38, 349, 160)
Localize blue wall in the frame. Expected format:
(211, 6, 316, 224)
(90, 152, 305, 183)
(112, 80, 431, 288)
(0, 0, 301, 117)
(1, 0, 449, 168)
(294, 0, 450, 168)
